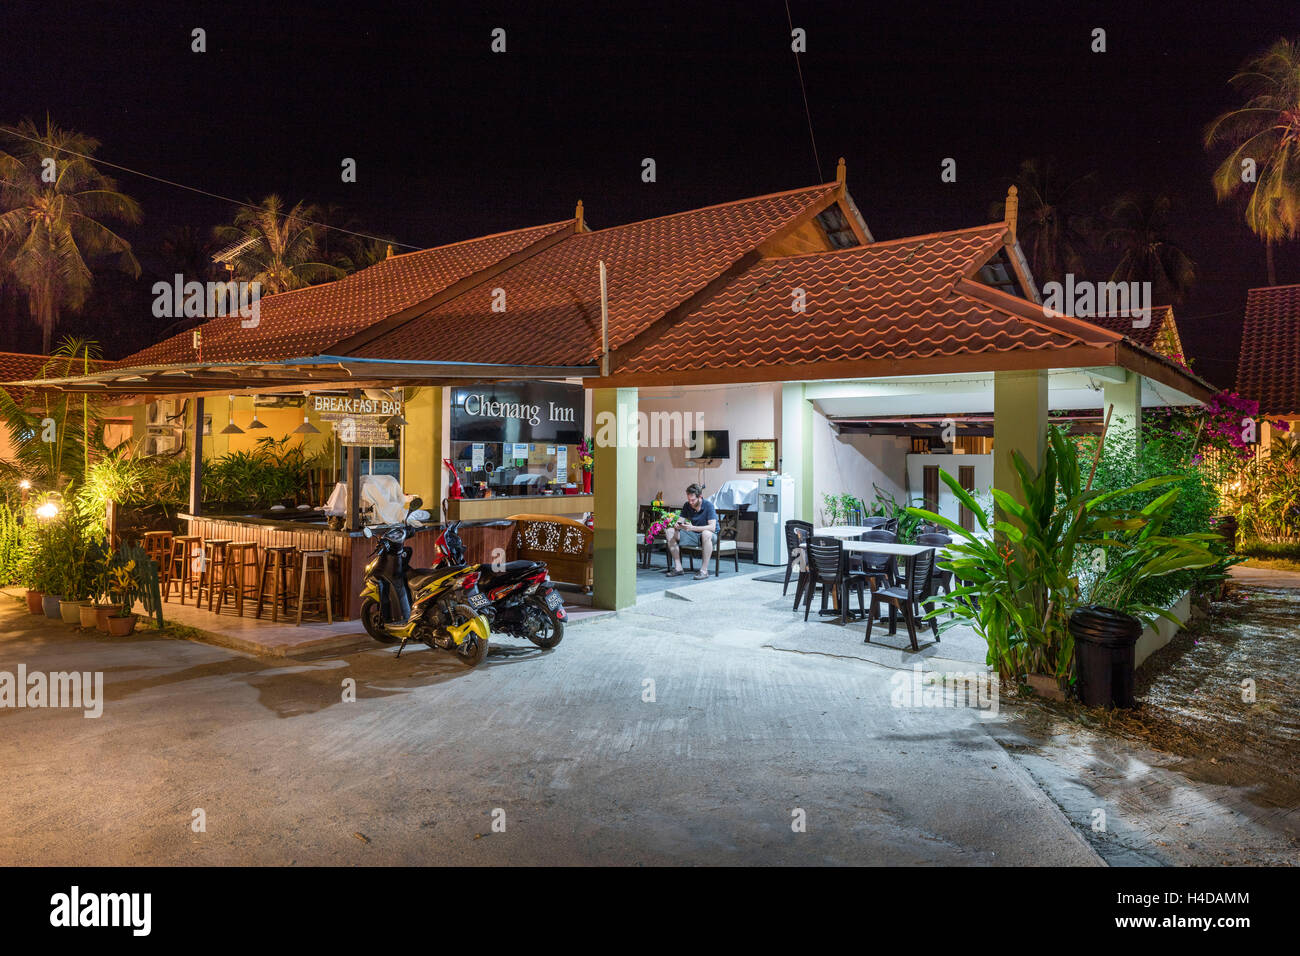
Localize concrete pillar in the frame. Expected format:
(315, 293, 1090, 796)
(1102, 372, 1142, 457)
(592, 387, 638, 611)
(993, 369, 1048, 511)
(401, 386, 444, 519)
(781, 383, 814, 521)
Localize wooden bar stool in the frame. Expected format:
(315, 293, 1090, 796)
(166, 535, 203, 603)
(256, 546, 298, 622)
(222, 542, 260, 616)
(142, 531, 173, 583)
(196, 539, 232, 611)
(294, 549, 336, 625)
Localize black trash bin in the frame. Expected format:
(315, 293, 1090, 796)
(1069, 605, 1143, 709)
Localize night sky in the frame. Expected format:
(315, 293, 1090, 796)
(4, 0, 1300, 386)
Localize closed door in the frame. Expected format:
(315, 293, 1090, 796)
(959, 466, 976, 531)
(923, 466, 940, 513)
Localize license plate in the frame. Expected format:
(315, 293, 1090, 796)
(468, 592, 489, 610)
(543, 590, 564, 611)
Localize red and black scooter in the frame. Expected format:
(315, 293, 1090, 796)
(436, 522, 566, 649)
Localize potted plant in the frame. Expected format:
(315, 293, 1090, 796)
(579, 438, 594, 494)
(91, 557, 119, 631)
(106, 561, 138, 637)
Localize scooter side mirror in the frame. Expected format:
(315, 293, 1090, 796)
(407, 496, 423, 513)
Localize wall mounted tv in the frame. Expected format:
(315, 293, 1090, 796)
(686, 429, 730, 459)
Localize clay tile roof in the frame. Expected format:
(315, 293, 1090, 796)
(0, 351, 118, 401)
(122, 218, 576, 367)
(350, 183, 844, 366)
(1237, 284, 1300, 415)
(1080, 305, 1183, 360)
(616, 223, 1122, 376)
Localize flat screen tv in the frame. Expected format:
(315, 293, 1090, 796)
(686, 429, 730, 460)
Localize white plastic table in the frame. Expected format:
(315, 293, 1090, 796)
(840, 540, 950, 558)
(813, 525, 883, 537)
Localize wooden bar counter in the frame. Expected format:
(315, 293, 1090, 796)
(443, 493, 593, 521)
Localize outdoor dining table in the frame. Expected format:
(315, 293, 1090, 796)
(813, 525, 882, 537)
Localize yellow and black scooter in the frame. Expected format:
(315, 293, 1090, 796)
(359, 499, 491, 666)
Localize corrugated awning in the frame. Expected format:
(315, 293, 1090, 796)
(3, 355, 599, 396)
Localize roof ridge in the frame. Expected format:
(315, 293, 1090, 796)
(955, 278, 1122, 347)
(1248, 282, 1300, 294)
(581, 181, 839, 236)
(384, 218, 575, 261)
(746, 222, 1006, 266)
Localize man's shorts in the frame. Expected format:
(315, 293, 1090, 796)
(678, 529, 709, 548)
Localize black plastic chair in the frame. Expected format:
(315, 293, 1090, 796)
(803, 536, 867, 625)
(783, 519, 814, 599)
(865, 548, 939, 651)
(916, 532, 955, 616)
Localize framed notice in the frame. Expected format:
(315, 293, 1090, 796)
(738, 439, 777, 472)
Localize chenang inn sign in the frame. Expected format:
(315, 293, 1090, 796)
(460, 392, 576, 427)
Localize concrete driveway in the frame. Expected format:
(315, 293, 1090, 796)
(0, 579, 1099, 866)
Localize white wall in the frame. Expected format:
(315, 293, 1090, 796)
(810, 407, 909, 524)
(904, 453, 993, 526)
(636, 383, 781, 503)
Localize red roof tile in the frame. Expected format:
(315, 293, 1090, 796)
(1079, 306, 1184, 361)
(1236, 284, 1300, 415)
(350, 183, 844, 366)
(0, 351, 118, 400)
(616, 224, 1122, 376)
(122, 219, 576, 366)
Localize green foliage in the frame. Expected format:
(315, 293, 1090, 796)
(907, 426, 1216, 683)
(1233, 433, 1300, 540)
(202, 435, 314, 510)
(0, 503, 23, 586)
(1078, 419, 1232, 606)
(108, 543, 163, 625)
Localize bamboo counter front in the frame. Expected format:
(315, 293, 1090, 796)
(442, 494, 594, 522)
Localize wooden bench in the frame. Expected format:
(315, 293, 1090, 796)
(507, 513, 594, 592)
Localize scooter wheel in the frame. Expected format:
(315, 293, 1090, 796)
(362, 598, 398, 643)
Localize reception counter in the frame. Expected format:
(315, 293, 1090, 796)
(442, 493, 593, 522)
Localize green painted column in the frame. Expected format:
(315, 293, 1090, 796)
(401, 386, 444, 519)
(592, 387, 638, 611)
(993, 369, 1048, 513)
(781, 383, 814, 521)
(1102, 372, 1142, 457)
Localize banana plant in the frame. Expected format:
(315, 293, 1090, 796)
(906, 426, 1211, 682)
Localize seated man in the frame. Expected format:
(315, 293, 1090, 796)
(663, 483, 718, 579)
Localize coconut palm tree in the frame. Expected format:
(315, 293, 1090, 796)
(0, 118, 141, 352)
(212, 195, 343, 294)
(1204, 38, 1300, 285)
(1103, 193, 1197, 304)
(990, 158, 1098, 288)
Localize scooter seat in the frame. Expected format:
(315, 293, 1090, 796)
(483, 560, 546, 581)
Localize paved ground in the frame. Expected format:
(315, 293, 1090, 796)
(0, 577, 1099, 866)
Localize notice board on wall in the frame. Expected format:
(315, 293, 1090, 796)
(738, 439, 777, 471)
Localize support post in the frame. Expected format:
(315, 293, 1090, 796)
(780, 383, 813, 520)
(400, 386, 444, 519)
(347, 390, 361, 531)
(993, 369, 1048, 519)
(1102, 372, 1142, 458)
(592, 387, 637, 611)
(189, 396, 204, 516)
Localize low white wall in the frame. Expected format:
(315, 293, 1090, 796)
(1134, 591, 1193, 668)
(904, 453, 994, 525)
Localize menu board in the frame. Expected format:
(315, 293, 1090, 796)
(738, 439, 777, 472)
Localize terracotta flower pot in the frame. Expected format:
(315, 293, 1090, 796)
(78, 603, 98, 628)
(106, 614, 137, 637)
(58, 599, 82, 624)
(41, 594, 61, 619)
(94, 604, 120, 631)
(25, 590, 43, 615)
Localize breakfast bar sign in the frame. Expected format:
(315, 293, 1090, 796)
(311, 394, 403, 421)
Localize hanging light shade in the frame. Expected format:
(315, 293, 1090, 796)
(385, 412, 408, 428)
(221, 395, 244, 434)
(247, 396, 268, 430)
(294, 414, 320, 435)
